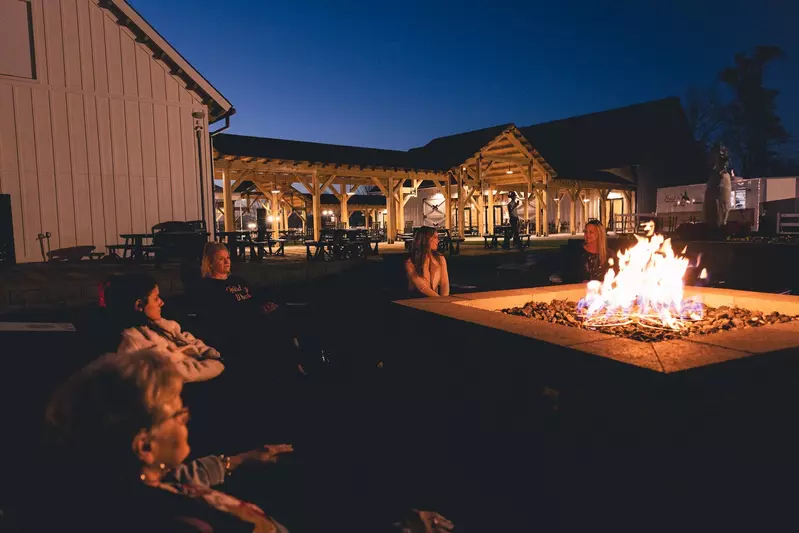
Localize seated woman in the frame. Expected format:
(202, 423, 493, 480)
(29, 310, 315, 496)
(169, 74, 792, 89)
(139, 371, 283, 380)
(104, 272, 225, 382)
(404, 227, 450, 297)
(41, 349, 290, 533)
(40, 349, 453, 533)
(192, 243, 327, 380)
(561, 220, 611, 283)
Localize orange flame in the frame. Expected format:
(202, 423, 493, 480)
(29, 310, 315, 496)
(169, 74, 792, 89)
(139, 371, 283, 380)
(578, 233, 703, 331)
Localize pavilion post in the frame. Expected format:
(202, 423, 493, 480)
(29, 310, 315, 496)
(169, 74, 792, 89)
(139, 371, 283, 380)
(568, 187, 580, 235)
(597, 189, 610, 229)
(270, 191, 280, 238)
(555, 191, 563, 233)
(457, 170, 465, 237)
(487, 186, 494, 236)
(396, 181, 404, 234)
(622, 190, 633, 233)
(525, 163, 532, 234)
(386, 177, 394, 243)
(222, 167, 234, 232)
(542, 175, 550, 237)
(475, 156, 482, 235)
(445, 174, 452, 231)
(312, 172, 321, 241)
(338, 185, 350, 229)
(534, 189, 542, 237)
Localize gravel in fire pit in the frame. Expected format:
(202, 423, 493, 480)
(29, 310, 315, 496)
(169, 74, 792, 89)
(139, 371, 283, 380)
(500, 300, 798, 343)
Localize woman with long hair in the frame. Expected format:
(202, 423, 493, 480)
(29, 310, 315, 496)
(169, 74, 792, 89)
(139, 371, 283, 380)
(104, 273, 224, 382)
(569, 219, 609, 283)
(404, 227, 450, 297)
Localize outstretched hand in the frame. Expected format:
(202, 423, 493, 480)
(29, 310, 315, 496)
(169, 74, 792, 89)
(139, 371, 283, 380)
(401, 510, 454, 533)
(241, 444, 294, 465)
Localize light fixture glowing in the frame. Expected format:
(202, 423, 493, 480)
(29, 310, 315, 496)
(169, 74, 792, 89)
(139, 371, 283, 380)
(347, 191, 356, 196)
(267, 215, 274, 222)
(506, 165, 513, 175)
(271, 189, 281, 194)
(582, 198, 590, 203)
(247, 222, 257, 230)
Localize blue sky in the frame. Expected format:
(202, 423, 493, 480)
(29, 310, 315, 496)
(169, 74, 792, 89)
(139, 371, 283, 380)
(131, 0, 798, 154)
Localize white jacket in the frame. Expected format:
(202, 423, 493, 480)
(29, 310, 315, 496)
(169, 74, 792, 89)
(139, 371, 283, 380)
(117, 318, 225, 382)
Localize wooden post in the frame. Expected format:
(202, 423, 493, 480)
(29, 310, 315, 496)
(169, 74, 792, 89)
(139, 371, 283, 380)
(542, 175, 550, 237)
(487, 186, 494, 235)
(525, 163, 533, 234)
(386, 177, 394, 243)
(445, 174, 452, 231)
(339, 185, 350, 229)
(598, 189, 609, 229)
(475, 156, 483, 235)
(397, 180, 405, 233)
(534, 189, 542, 237)
(622, 190, 633, 233)
(270, 191, 280, 238)
(555, 191, 562, 233)
(568, 187, 580, 235)
(312, 172, 321, 241)
(457, 170, 465, 237)
(222, 167, 234, 232)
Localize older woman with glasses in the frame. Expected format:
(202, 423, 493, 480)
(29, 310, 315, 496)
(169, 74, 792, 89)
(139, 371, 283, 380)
(41, 349, 292, 533)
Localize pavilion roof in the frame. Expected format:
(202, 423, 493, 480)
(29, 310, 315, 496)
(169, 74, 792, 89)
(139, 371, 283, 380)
(213, 134, 439, 173)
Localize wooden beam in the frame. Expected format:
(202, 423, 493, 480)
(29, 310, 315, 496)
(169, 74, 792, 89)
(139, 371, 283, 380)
(321, 174, 338, 194)
(370, 177, 388, 196)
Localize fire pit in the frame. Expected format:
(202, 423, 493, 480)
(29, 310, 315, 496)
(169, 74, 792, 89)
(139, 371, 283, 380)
(501, 299, 797, 343)
(396, 284, 799, 373)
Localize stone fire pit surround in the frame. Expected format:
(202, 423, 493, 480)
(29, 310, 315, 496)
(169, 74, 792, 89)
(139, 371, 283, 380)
(395, 284, 799, 374)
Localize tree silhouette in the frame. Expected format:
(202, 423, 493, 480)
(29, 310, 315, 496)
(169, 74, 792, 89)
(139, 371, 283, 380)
(719, 45, 789, 176)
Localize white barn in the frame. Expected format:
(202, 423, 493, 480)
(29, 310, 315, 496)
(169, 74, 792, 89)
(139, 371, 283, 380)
(0, 0, 232, 262)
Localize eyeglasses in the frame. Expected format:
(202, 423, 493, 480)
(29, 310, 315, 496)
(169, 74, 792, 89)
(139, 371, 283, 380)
(150, 407, 190, 433)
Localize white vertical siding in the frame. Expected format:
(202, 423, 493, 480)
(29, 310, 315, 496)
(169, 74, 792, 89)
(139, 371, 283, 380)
(0, 0, 212, 262)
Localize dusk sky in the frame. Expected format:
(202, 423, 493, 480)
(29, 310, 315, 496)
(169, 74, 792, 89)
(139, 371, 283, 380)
(131, 0, 798, 154)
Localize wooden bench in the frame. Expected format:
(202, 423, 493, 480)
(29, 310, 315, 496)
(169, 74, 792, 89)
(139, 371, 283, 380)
(305, 240, 328, 261)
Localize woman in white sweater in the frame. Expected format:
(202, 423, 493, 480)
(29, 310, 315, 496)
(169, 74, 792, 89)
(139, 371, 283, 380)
(104, 273, 224, 382)
(405, 227, 450, 297)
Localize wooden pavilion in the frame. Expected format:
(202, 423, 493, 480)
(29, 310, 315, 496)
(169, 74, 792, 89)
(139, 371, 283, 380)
(213, 123, 636, 241)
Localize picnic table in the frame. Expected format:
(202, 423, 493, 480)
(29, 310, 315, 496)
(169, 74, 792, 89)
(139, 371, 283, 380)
(483, 226, 530, 250)
(305, 228, 373, 261)
(279, 229, 305, 244)
(107, 233, 154, 260)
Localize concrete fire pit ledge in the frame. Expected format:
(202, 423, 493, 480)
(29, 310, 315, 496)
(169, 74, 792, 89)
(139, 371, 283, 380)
(395, 284, 799, 374)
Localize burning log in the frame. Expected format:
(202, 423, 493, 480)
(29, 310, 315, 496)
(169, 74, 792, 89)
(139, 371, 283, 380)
(501, 299, 798, 343)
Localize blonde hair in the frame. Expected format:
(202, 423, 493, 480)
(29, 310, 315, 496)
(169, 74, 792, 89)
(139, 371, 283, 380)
(45, 350, 183, 470)
(201, 242, 229, 278)
(585, 220, 608, 265)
